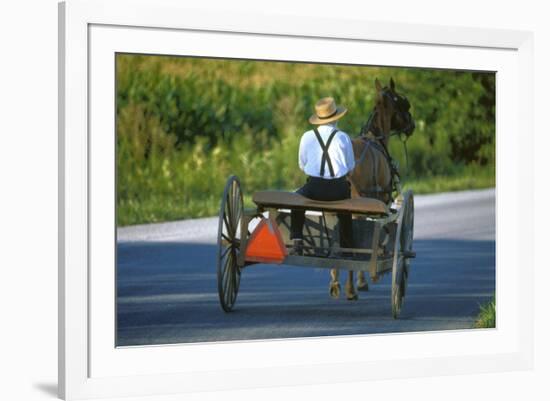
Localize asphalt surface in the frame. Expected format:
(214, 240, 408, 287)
(116, 188, 495, 346)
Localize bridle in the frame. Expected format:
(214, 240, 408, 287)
(349, 88, 415, 201)
(360, 89, 414, 139)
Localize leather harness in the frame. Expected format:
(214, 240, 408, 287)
(311, 127, 398, 201)
(349, 135, 398, 200)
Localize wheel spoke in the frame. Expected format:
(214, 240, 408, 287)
(229, 199, 238, 236)
(224, 274, 231, 307)
(227, 181, 236, 222)
(222, 249, 233, 281)
(233, 204, 242, 240)
(225, 254, 235, 306)
(221, 252, 231, 293)
(236, 203, 242, 231)
(223, 252, 233, 301)
(230, 255, 240, 305)
(225, 205, 232, 236)
(231, 181, 237, 214)
(225, 192, 234, 232)
(227, 270, 234, 306)
(223, 212, 233, 237)
(224, 264, 230, 305)
(221, 245, 232, 259)
(230, 184, 240, 235)
(230, 266, 237, 304)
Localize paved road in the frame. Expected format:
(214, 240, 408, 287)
(117, 189, 495, 346)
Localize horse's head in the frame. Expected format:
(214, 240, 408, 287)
(370, 78, 415, 141)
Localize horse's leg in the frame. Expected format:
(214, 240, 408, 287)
(356, 271, 369, 291)
(345, 270, 358, 301)
(329, 269, 341, 299)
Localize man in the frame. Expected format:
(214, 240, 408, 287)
(290, 97, 356, 255)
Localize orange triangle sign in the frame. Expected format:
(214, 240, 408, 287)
(245, 218, 288, 264)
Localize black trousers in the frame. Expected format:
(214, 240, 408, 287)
(290, 176, 353, 248)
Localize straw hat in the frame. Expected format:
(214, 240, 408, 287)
(308, 97, 347, 125)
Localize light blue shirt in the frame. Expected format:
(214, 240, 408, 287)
(298, 124, 355, 179)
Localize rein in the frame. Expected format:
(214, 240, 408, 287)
(359, 109, 402, 180)
(349, 94, 412, 200)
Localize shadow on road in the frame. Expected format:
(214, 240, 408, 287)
(116, 239, 495, 346)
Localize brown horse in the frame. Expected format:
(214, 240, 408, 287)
(329, 78, 415, 300)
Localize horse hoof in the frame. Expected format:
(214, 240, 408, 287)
(346, 293, 359, 301)
(329, 283, 341, 299)
(357, 281, 369, 292)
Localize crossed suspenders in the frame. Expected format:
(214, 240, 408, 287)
(313, 127, 339, 178)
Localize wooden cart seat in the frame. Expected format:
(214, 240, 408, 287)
(252, 191, 389, 215)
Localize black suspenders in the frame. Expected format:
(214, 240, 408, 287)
(313, 128, 339, 178)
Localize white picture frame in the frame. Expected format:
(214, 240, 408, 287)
(58, 0, 534, 399)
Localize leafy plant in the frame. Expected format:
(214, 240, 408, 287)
(474, 297, 496, 328)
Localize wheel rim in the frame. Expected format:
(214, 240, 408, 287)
(392, 255, 404, 318)
(217, 176, 243, 312)
(400, 194, 414, 297)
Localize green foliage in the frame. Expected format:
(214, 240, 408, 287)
(474, 297, 496, 328)
(116, 54, 495, 226)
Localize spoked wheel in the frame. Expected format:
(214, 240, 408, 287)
(391, 190, 414, 319)
(217, 176, 244, 312)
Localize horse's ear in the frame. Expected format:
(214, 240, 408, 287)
(390, 77, 395, 91)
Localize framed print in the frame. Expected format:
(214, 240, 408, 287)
(58, 0, 534, 399)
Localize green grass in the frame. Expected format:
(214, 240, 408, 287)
(402, 165, 495, 195)
(117, 170, 495, 226)
(473, 297, 496, 328)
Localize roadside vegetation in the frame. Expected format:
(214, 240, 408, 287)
(116, 54, 495, 226)
(473, 297, 496, 328)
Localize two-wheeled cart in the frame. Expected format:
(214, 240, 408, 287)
(216, 175, 415, 318)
